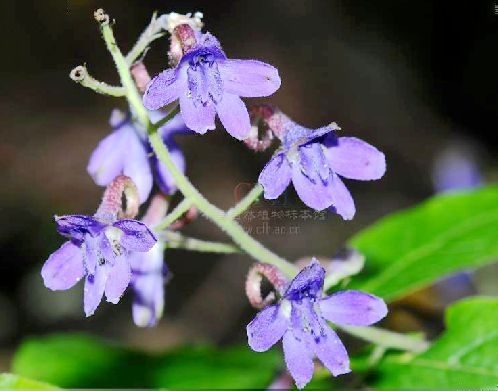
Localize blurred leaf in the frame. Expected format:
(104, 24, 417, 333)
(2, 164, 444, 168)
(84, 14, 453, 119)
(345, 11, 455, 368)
(0, 373, 56, 389)
(12, 334, 283, 388)
(347, 186, 498, 300)
(370, 297, 498, 387)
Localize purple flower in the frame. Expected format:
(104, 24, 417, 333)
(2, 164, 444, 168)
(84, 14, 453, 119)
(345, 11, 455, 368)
(143, 32, 281, 140)
(129, 240, 166, 327)
(246, 259, 387, 389)
(87, 109, 189, 203)
(41, 214, 156, 316)
(258, 113, 386, 219)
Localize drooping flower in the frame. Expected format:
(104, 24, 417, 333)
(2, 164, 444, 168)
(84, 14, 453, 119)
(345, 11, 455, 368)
(87, 109, 189, 203)
(246, 259, 387, 389)
(258, 111, 386, 219)
(41, 176, 157, 317)
(143, 28, 281, 140)
(129, 194, 169, 327)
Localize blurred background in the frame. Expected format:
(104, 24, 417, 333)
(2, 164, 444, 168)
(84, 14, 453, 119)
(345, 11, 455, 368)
(1, 0, 497, 372)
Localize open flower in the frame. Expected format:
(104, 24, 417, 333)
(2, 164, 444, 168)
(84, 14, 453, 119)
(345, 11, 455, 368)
(258, 112, 385, 219)
(143, 31, 281, 140)
(41, 177, 157, 317)
(246, 259, 387, 389)
(87, 109, 189, 203)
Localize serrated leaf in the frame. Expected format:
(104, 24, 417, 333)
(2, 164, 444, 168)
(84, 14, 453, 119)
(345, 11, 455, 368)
(347, 186, 498, 301)
(371, 297, 498, 387)
(0, 373, 56, 389)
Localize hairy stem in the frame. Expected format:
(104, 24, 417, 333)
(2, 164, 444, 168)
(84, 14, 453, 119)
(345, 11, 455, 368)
(337, 325, 430, 353)
(162, 231, 240, 254)
(96, 10, 298, 277)
(227, 184, 263, 219)
(69, 65, 125, 97)
(155, 198, 193, 230)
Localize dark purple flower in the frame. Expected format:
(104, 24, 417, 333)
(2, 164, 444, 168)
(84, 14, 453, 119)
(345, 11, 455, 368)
(87, 109, 189, 203)
(41, 214, 156, 316)
(143, 32, 281, 140)
(129, 239, 166, 327)
(247, 259, 387, 389)
(258, 113, 385, 219)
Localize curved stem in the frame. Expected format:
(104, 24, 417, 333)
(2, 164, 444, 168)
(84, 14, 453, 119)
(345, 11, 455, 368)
(155, 198, 192, 230)
(125, 12, 166, 65)
(95, 10, 298, 278)
(69, 65, 125, 97)
(162, 231, 240, 254)
(336, 324, 429, 353)
(227, 184, 263, 219)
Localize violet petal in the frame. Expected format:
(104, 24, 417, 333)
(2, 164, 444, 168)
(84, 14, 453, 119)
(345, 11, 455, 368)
(247, 304, 288, 352)
(105, 257, 132, 304)
(282, 330, 315, 389)
(325, 137, 386, 180)
(314, 325, 351, 377)
(218, 59, 281, 97)
(319, 290, 388, 326)
(258, 153, 292, 200)
(216, 93, 251, 140)
(41, 241, 85, 291)
(113, 219, 157, 252)
(143, 68, 184, 110)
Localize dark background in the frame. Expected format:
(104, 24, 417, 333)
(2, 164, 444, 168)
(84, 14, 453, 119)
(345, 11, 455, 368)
(1, 0, 497, 369)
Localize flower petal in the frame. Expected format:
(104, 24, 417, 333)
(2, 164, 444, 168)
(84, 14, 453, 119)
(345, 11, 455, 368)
(122, 130, 153, 204)
(131, 242, 166, 327)
(113, 219, 157, 252)
(327, 172, 356, 220)
(179, 93, 216, 134)
(143, 68, 183, 110)
(42, 241, 85, 290)
(247, 304, 288, 352)
(314, 325, 351, 377)
(325, 137, 386, 180)
(55, 215, 104, 242)
(258, 153, 292, 200)
(319, 290, 388, 326)
(87, 126, 130, 186)
(105, 257, 132, 304)
(282, 330, 315, 389)
(218, 59, 281, 97)
(291, 162, 335, 211)
(284, 259, 325, 301)
(216, 93, 251, 140)
(154, 139, 185, 195)
(84, 265, 107, 317)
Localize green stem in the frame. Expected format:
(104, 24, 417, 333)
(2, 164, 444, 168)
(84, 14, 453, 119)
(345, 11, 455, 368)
(69, 65, 125, 97)
(98, 16, 149, 126)
(162, 231, 240, 254)
(227, 184, 263, 219)
(337, 325, 429, 353)
(148, 130, 298, 277)
(155, 198, 192, 231)
(97, 12, 298, 278)
(125, 12, 166, 65)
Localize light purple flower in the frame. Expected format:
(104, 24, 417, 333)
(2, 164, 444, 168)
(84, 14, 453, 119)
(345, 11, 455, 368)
(41, 214, 156, 316)
(258, 114, 386, 219)
(87, 109, 189, 203)
(129, 240, 167, 327)
(246, 259, 387, 389)
(143, 32, 281, 140)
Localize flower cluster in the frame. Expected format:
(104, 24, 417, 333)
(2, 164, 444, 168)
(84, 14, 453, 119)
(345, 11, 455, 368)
(44, 9, 390, 389)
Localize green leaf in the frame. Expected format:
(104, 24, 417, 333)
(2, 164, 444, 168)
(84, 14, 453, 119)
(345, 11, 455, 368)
(12, 334, 283, 388)
(371, 297, 498, 387)
(0, 373, 56, 389)
(347, 186, 498, 301)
